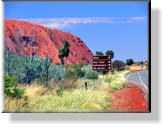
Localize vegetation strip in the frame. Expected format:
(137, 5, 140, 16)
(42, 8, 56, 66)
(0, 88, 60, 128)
(4, 53, 128, 112)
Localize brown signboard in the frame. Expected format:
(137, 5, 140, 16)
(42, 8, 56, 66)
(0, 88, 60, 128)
(93, 56, 111, 70)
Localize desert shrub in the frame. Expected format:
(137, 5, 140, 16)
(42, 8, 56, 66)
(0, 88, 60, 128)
(50, 65, 66, 81)
(4, 52, 25, 81)
(5, 74, 17, 88)
(4, 52, 67, 85)
(4, 74, 24, 98)
(85, 71, 98, 80)
(82, 64, 98, 80)
(37, 63, 66, 86)
(76, 63, 85, 78)
(65, 68, 78, 80)
(112, 60, 125, 71)
(65, 63, 85, 80)
(5, 87, 24, 99)
(11, 88, 24, 98)
(4, 52, 45, 84)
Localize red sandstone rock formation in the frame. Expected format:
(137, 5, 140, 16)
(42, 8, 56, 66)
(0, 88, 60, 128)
(5, 19, 93, 64)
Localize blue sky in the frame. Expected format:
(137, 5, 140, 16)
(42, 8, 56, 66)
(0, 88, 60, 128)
(5, 2, 148, 62)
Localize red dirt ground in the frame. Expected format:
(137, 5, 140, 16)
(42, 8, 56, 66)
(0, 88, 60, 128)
(110, 84, 148, 112)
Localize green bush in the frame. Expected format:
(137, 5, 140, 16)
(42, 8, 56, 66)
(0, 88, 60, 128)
(85, 71, 98, 80)
(5, 87, 24, 99)
(82, 64, 98, 80)
(76, 63, 85, 78)
(5, 52, 44, 84)
(13, 88, 24, 98)
(4, 74, 24, 99)
(65, 69, 78, 80)
(5, 74, 17, 88)
(65, 63, 85, 80)
(50, 65, 66, 81)
(4, 52, 66, 85)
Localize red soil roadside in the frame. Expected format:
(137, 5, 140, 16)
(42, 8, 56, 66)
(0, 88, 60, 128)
(110, 84, 148, 112)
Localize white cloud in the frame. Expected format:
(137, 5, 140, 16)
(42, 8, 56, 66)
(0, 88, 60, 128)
(21, 17, 147, 29)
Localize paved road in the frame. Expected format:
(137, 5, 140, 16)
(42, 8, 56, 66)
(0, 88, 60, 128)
(126, 71, 148, 90)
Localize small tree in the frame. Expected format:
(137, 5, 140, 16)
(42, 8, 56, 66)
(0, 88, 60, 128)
(95, 51, 104, 56)
(64, 40, 70, 65)
(105, 50, 114, 59)
(126, 58, 134, 66)
(42, 38, 53, 87)
(59, 40, 70, 65)
(58, 40, 70, 65)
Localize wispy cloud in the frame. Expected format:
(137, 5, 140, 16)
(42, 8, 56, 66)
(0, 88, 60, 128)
(21, 17, 147, 29)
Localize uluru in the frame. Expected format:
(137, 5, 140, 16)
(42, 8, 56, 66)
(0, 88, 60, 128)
(4, 19, 93, 64)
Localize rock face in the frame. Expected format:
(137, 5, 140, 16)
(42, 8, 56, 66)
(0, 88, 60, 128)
(4, 19, 93, 64)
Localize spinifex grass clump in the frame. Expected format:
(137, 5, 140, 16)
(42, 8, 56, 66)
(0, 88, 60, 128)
(109, 71, 128, 91)
(98, 71, 128, 91)
(27, 88, 111, 112)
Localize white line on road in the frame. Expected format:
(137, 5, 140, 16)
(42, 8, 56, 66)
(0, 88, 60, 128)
(126, 72, 138, 80)
(138, 72, 148, 90)
(126, 72, 144, 86)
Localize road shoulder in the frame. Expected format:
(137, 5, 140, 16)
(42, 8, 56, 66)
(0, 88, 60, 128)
(110, 83, 148, 112)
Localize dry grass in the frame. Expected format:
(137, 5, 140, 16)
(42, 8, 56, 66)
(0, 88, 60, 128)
(99, 71, 128, 91)
(61, 79, 78, 89)
(4, 70, 128, 112)
(4, 83, 47, 112)
(24, 83, 47, 100)
(4, 97, 27, 112)
(27, 89, 111, 112)
(130, 65, 147, 73)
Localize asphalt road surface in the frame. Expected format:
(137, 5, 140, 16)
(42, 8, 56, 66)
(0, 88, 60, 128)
(126, 71, 148, 90)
